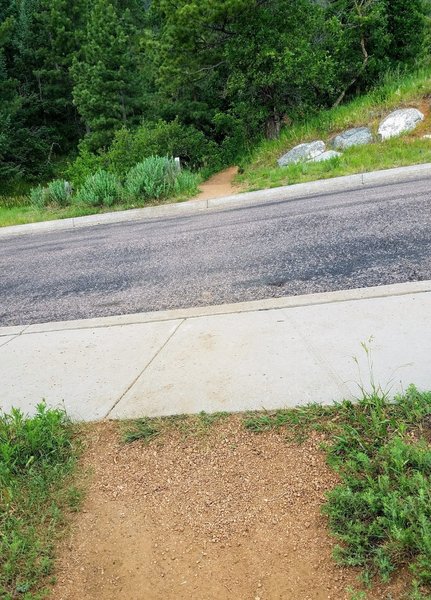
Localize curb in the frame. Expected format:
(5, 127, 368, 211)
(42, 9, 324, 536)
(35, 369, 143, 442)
(1, 163, 430, 238)
(2, 279, 430, 337)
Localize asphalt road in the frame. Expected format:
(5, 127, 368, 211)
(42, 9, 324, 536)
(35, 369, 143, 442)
(1, 175, 431, 326)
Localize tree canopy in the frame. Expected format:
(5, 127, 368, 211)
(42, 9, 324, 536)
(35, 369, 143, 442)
(0, 0, 430, 186)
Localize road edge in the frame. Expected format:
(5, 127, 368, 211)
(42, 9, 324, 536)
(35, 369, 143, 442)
(2, 280, 430, 337)
(1, 162, 430, 238)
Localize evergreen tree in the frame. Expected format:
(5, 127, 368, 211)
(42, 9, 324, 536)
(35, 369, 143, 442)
(31, 0, 85, 148)
(71, 0, 144, 151)
(386, 0, 431, 66)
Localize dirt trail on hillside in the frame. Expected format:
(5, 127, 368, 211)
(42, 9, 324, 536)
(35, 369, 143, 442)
(52, 419, 407, 600)
(193, 166, 242, 201)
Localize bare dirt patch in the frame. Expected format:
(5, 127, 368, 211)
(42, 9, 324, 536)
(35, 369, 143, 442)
(193, 166, 243, 201)
(52, 419, 407, 600)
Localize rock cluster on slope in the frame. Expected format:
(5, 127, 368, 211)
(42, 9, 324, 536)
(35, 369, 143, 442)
(277, 107, 425, 167)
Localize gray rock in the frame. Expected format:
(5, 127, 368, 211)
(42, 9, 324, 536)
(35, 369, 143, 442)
(378, 108, 424, 141)
(308, 150, 342, 163)
(278, 141, 325, 166)
(331, 127, 373, 150)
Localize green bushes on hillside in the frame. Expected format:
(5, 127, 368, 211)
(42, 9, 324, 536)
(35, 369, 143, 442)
(29, 157, 200, 210)
(1, 0, 430, 191)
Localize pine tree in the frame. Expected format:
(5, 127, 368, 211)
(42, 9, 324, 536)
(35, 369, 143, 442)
(71, 0, 144, 151)
(386, 0, 431, 66)
(31, 0, 85, 148)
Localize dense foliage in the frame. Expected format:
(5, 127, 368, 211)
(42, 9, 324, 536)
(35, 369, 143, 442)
(0, 404, 80, 599)
(0, 0, 430, 189)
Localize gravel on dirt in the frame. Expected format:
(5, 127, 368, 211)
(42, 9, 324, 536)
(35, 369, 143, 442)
(52, 419, 408, 600)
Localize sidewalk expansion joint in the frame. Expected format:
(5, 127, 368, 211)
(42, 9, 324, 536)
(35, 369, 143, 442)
(103, 318, 185, 419)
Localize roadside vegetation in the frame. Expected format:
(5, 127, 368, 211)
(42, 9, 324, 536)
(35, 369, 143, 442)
(245, 385, 431, 600)
(238, 68, 431, 191)
(125, 385, 431, 599)
(1, 0, 430, 226)
(0, 404, 82, 600)
(3, 384, 431, 599)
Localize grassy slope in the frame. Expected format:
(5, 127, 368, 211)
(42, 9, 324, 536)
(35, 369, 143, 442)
(238, 68, 431, 191)
(0, 189, 197, 228)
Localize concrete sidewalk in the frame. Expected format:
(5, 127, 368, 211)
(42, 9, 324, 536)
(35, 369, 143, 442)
(1, 281, 430, 421)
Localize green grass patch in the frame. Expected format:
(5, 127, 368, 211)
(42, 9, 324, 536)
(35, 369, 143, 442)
(239, 68, 431, 192)
(0, 186, 199, 228)
(123, 411, 230, 444)
(0, 403, 82, 600)
(244, 386, 431, 599)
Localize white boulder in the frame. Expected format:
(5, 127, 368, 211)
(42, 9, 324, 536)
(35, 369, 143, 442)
(331, 127, 373, 150)
(278, 141, 325, 166)
(309, 150, 342, 163)
(378, 108, 424, 141)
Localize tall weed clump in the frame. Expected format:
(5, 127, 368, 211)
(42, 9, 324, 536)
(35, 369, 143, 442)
(29, 180, 72, 208)
(0, 403, 79, 599)
(124, 156, 199, 201)
(75, 170, 122, 207)
(322, 386, 431, 594)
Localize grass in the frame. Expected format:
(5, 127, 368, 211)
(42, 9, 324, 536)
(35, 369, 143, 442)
(0, 187, 199, 228)
(238, 67, 431, 191)
(0, 403, 82, 600)
(123, 411, 229, 444)
(244, 385, 431, 600)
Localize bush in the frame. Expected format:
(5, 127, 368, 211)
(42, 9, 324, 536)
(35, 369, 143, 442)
(124, 156, 200, 201)
(124, 156, 176, 200)
(46, 179, 72, 207)
(29, 185, 47, 209)
(107, 120, 217, 175)
(75, 170, 122, 207)
(65, 144, 105, 188)
(29, 179, 72, 209)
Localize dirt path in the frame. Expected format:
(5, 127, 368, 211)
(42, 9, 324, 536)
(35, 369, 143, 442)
(193, 166, 242, 201)
(53, 419, 406, 600)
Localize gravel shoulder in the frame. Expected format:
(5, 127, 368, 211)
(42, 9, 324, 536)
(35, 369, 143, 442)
(52, 419, 407, 600)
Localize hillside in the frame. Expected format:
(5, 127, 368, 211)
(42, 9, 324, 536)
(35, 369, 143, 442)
(238, 69, 431, 192)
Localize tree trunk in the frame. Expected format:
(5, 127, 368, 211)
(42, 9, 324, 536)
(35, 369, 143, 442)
(265, 111, 281, 140)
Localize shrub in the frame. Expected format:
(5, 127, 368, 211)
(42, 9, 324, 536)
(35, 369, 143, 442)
(29, 180, 72, 209)
(29, 185, 47, 209)
(46, 179, 72, 207)
(75, 170, 122, 207)
(124, 156, 200, 201)
(107, 120, 217, 175)
(65, 144, 105, 188)
(124, 156, 176, 200)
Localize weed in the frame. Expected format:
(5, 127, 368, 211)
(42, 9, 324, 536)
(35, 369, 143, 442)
(243, 404, 337, 442)
(243, 383, 431, 598)
(75, 170, 123, 207)
(0, 403, 80, 600)
(322, 386, 431, 597)
(123, 417, 160, 444)
(123, 411, 229, 444)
